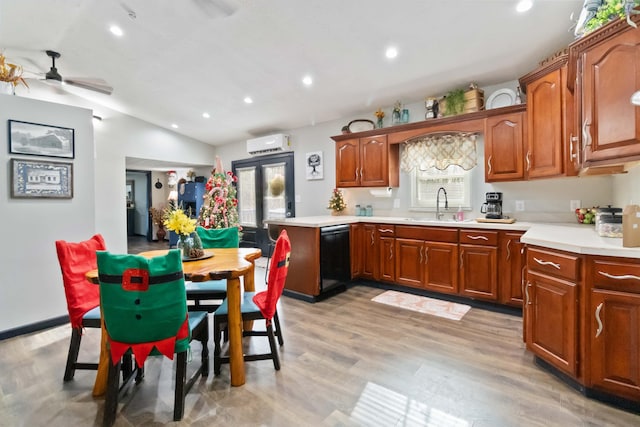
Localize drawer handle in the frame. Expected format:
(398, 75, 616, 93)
(598, 271, 640, 281)
(379, 228, 394, 233)
(487, 155, 492, 175)
(595, 302, 603, 338)
(506, 239, 511, 261)
(419, 246, 423, 264)
(525, 281, 531, 305)
(468, 235, 489, 241)
(533, 257, 560, 270)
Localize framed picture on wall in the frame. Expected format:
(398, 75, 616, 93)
(8, 120, 75, 159)
(10, 158, 73, 199)
(305, 151, 323, 180)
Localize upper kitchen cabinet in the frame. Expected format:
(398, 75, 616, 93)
(484, 111, 526, 182)
(568, 20, 640, 167)
(520, 54, 578, 178)
(333, 135, 399, 188)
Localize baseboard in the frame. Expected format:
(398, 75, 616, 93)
(0, 315, 69, 341)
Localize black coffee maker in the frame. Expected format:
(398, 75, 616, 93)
(481, 192, 503, 219)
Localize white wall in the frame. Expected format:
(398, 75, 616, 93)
(0, 95, 95, 332)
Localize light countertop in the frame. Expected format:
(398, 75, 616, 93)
(267, 216, 640, 259)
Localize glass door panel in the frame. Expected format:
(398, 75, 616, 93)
(236, 166, 257, 227)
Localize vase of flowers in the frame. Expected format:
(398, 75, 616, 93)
(375, 108, 385, 128)
(164, 207, 203, 258)
(327, 188, 346, 215)
(149, 206, 166, 241)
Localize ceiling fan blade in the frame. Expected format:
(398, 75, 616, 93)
(64, 77, 113, 95)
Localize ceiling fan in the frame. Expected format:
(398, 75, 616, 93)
(35, 50, 113, 96)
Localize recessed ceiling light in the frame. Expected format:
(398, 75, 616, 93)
(171, 123, 178, 129)
(202, 112, 210, 118)
(244, 96, 253, 104)
(385, 46, 398, 59)
(302, 75, 313, 86)
(109, 25, 124, 37)
(516, 0, 533, 13)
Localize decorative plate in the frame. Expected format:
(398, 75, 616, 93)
(182, 253, 214, 262)
(486, 88, 516, 109)
(347, 119, 375, 133)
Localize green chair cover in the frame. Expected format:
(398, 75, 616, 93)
(196, 226, 239, 248)
(97, 249, 191, 367)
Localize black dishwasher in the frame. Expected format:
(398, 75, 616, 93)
(319, 224, 351, 293)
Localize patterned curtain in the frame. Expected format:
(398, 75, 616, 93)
(400, 132, 478, 172)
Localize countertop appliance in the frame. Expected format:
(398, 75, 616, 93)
(481, 192, 503, 219)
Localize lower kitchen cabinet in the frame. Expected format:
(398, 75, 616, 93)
(362, 223, 377, 279)
(499, 231, 525, 307)
(459, 229, 499, 301)
(423, 242, 459, 295)
(588, 256, 640, 401)
(526, 270, 578, 376)
(350, 224, 364, 278)
(377, 225, 395, 282)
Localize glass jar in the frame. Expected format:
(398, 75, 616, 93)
(177, 234, 194, 258)
(401, 109, 409, 123)
(597, 214, 623, 238)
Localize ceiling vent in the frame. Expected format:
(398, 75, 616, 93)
(246, 134, 290, 155)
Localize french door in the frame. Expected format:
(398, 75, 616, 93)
(232, 152, 295, 253)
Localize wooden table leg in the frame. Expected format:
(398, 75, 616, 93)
(227, 276, 245, 386)
(243, 263, 255, 331)
(92, 317, 109, 397)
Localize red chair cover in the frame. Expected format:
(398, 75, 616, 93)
(55, 234, 106, 329)
(253, 230, 291, 321)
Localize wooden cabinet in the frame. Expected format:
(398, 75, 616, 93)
(587, 257, 640, 401)
(334, 135, 399, 188)
(361, 223, 377, 279)
(525, 246, 582, 376)
(459, 229, 499, 301)
(571, 24, 640, 167)
(499, 231, 525, 307)
(350, 223, 364, 278)
(395, 226, 459, 295)
(377, 225, 395, 282)
(484, 112, 526, 182)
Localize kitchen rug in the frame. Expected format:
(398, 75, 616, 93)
(372, 290, 471, 321)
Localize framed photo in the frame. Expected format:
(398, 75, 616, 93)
(305, 151, 323, 180)
(11, 159, 73, 199)
(8, 120, 75, 159)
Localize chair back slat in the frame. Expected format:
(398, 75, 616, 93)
(55, 234, 106, 328)
(196, 226, 240, 248)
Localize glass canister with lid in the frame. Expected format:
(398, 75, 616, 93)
(595, 206, 623, 238)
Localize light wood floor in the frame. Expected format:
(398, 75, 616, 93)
(1, 238, 639, 426)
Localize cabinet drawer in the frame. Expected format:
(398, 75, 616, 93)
(376, 225, 396, 237)
(527, 247, 580, 282)
(395, 226, 458, 243)
(590, 257, 640, 293)
(459, 229, 498, 246)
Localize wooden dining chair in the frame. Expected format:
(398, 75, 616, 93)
(55, 234, 106, 382)
(213, 229, 291, 374)
(97, 250, 209, 426)
(186, 226, 241, 312)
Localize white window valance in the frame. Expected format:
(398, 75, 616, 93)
(400, 132, 478, 172)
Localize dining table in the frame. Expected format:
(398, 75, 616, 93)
(86, 246, 261, 396)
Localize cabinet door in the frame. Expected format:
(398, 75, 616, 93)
(395, 238, 424, 288)
(499, 232, 525, 307)
(484, 112, 526, 181)
(582, 29, 640, 165)
(350, 224, 363, 278)
(336, 138, 360, 187)
(378, 236, 395, 282)
(526, 271, 578, 376)
(361, 224, 377, 279)
(360, 135, 389, 187)
(590, 289, 640, 400)
(424, 242, 459, 295)
(526, 68, 564, 178)
(459, 244, 498, 301)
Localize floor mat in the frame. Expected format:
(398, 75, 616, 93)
(372, 290, 471, 321)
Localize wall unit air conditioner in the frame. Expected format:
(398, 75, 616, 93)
(246, 133, 290, 155)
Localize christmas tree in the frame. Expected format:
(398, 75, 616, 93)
(198, 157, 241, 229)
(327, 188, 346, 212)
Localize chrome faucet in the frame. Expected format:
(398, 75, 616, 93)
(436, 187, 448, 220)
